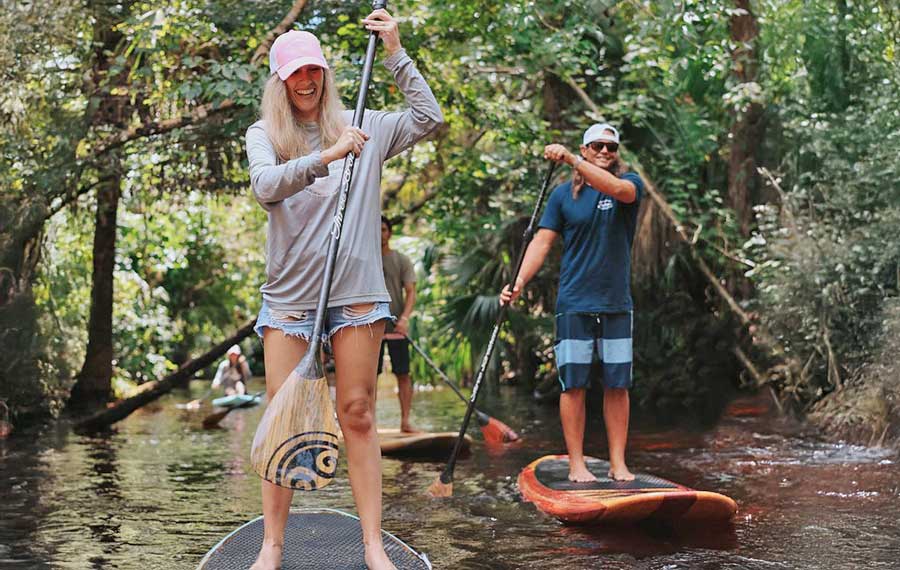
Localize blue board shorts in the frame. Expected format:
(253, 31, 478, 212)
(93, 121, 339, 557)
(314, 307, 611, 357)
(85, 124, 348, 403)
(254, 300, 392, 343)
(554, 311, 633, 391)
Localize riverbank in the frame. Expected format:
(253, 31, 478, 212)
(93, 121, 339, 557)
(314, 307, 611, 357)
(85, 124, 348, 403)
(811, 298, 900, 448)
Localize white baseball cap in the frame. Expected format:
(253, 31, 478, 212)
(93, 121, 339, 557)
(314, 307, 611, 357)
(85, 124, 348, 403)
(227, 345, 242, 356)
(269, 30, 329, 81)
(582, 123, 620, 146)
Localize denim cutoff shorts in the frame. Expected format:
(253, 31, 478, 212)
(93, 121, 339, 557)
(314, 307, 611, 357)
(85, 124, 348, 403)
(254, 300, 393, 343)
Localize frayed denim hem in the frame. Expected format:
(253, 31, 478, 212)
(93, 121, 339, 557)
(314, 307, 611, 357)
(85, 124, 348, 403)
(254, 301, 391, 342)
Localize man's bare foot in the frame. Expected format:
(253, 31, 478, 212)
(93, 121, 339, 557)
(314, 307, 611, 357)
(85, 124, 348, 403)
(249, 541, 282, 570)
(364, 544, 397, 570)
(568, 461, 598, 483)
(608, 465, 635, 481)
(400, 424, 422, 434)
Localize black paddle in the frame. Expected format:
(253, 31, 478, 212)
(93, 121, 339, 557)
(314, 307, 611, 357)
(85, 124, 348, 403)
(429, 161, 557, 497)
(249, 0, 388, 490)
(177, 386, 214, 410)
(406, 336, 520, 443)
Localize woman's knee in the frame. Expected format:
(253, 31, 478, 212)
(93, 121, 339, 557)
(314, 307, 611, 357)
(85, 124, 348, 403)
(338, 396, 374, 433)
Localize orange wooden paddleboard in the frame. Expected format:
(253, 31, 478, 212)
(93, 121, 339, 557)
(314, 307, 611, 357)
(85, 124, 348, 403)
(518, 455, 737, 524)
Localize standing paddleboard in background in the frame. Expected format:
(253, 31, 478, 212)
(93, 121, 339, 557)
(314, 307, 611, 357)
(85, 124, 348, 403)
(519, 455, 737, 524)
(197, 508, 431, 570)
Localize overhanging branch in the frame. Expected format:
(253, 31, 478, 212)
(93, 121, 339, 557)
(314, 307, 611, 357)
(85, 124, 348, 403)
(90, 0, 310, 159)
(251, 0, 311, 64)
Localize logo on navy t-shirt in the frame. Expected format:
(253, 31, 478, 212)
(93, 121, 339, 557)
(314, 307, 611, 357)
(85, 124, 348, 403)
(537, 174, 645, 313)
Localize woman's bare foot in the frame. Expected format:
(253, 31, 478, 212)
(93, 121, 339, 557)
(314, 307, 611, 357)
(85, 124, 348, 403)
(364, 543, 397, 570)
(400, 423, 422, 434)
(608, 464, 635, 481)
(568, 460, 598, 483)
(249, 541, 282, 570)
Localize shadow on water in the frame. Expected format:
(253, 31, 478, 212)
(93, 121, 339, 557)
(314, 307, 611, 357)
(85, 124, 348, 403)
(1, 378, 899, 569)
(553, 519, 739, 557)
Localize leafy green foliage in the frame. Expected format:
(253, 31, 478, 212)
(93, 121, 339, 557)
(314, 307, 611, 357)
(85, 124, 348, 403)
(3, 0, 899, 428)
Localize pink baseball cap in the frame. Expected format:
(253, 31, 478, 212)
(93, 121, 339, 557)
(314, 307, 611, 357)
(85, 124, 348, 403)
(269, 30, 329, 81)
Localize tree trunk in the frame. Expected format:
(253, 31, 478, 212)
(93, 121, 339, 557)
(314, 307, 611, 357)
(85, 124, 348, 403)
(728, 0, 764, 237)
(66, 0, 135, 410)
(69, 163, 122, 407)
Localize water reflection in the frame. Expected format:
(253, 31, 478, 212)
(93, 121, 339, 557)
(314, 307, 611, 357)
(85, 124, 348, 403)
(0, 385, 898, 569)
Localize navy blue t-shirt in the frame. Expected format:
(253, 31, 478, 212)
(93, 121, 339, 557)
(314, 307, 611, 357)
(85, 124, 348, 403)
(538, 172, 644, 313)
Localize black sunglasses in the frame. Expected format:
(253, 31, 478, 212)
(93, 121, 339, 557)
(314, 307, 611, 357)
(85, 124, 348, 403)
(587, 141, 619, 153)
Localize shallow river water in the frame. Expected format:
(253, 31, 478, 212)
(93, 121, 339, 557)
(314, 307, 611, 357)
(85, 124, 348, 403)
(1, 377, 898, 569)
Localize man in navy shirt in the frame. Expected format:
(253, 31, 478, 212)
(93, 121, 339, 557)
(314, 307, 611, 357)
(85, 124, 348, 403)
(501, 123, 643, 482)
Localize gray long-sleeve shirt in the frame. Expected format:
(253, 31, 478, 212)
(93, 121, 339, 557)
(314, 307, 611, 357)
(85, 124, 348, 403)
(246, 49, 443, 312)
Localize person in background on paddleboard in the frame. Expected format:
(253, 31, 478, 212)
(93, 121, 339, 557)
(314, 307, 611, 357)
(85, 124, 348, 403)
(245, 10, 443, 570)
(500, 124, 643, 482)
(378, 215, 420, 433)
(211, 344, 251, 396)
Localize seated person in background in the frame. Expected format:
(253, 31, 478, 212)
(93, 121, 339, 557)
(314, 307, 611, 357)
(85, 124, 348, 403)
(212, 345, 251, 396)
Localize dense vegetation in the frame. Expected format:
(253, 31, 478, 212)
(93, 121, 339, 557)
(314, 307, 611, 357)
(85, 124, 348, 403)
(1, 0, 897, 441)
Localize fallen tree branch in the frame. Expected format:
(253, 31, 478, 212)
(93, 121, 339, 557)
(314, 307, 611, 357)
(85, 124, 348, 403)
(74, 319, 257, 432)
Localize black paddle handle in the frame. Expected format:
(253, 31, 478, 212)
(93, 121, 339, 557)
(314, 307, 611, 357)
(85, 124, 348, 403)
(439, 161, 557, 484)
(296, 0, 387, 378)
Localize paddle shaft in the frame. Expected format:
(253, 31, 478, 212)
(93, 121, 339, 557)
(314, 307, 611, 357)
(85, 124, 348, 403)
(439, 162, 557, 484)
(406, 336, 490, 425)
(294, 0, 387, 380)
(188, 386, 214, 405)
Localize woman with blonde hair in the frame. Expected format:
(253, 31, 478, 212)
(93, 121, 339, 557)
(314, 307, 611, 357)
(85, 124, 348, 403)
(245, 8, 443, 570)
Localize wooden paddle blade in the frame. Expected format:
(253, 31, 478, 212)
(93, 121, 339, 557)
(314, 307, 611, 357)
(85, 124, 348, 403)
(427, 476, 453, 498)
(481, 417, 519, 443)
(250, 370, 340, 491)
(480, 416, 520, 444)
(202, 408, 233, 428)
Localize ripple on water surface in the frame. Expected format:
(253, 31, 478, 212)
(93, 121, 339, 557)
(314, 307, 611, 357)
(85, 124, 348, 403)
(0, 387, 898, 569)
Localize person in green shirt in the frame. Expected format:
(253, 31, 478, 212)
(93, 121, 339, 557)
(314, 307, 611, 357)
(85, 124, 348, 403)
(378, 216, 419, 433)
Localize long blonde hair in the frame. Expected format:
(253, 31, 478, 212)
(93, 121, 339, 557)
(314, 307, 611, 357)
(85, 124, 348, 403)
(260, 69, 346, 161)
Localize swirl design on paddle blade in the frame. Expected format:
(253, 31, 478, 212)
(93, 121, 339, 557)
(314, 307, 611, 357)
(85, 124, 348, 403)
(265, 431, 340, 490)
